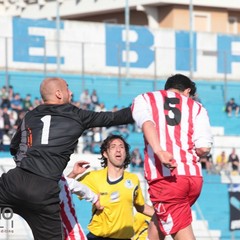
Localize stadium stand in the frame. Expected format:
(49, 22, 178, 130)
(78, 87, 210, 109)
(1, 71, 240, 239)
(2, 71, 240, 136)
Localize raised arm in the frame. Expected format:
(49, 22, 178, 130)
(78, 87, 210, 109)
(67, 161, 90, 179)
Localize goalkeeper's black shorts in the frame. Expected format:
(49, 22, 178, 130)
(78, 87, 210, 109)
(0, 167, 63, 240)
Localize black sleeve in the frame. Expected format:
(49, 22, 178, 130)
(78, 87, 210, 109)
(79, 106, 134, 129)
(112, 107, 134, 125)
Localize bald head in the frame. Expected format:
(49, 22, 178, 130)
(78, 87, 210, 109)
(40, 77, 72, 104)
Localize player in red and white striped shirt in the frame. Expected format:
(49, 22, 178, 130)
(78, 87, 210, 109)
(59, 161, 102, 240)
(59, 176, 88, 240)
(132, 74, 213, 240)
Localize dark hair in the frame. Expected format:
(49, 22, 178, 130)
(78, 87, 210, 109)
(99, 135, 131, 169)
(164, 74, 196, 97)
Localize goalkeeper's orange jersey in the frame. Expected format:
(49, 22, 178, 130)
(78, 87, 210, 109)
(78, 167, 145, 239)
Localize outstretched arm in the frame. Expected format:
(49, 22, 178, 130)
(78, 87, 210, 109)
(65, 177, 103, 210)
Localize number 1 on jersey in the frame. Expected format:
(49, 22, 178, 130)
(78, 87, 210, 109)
(41, 115, 51, 144)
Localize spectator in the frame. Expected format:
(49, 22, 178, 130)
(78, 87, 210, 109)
(95, 102, 107, 112)
(0, 109, 5, 151)
(90, 89, 99, 109)
(199, 152, 212, 167)
(112, 105, 118, 112)
(117, 123, 130, 139)
(22, 94, 33, 111)
(80, 89, 92, 109)
(91, 127, 102, 154)
(0, 86, 11, 108)
(33, 97, 41, 108)
(11, 111, 25, 136)
(0, 107, 12, 151)
(225, 98, 239, 117)
(215, 151, 228, 174)
(81, 129, 94, 154)
(8, 110, 17, 135)
(2, 107, 11, 135)
(81, 127, 103, 154)
(11, 92, 23, 114)
(8, 85, 14, 101)
(131, 147, 144, 169)
(228, 148, 239, 174)
(199, 153, 214, 173)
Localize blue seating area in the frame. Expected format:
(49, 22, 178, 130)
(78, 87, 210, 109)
(193, 171, 240, 239)
(196, 81, 240, 135)
(1, 71, 240, 135)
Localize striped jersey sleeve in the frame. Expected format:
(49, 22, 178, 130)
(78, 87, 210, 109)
(132, 90, 213, 181)
(59, 176, 87, 240)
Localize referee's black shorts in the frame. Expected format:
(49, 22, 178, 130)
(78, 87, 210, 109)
(0, 167, 63, 240)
